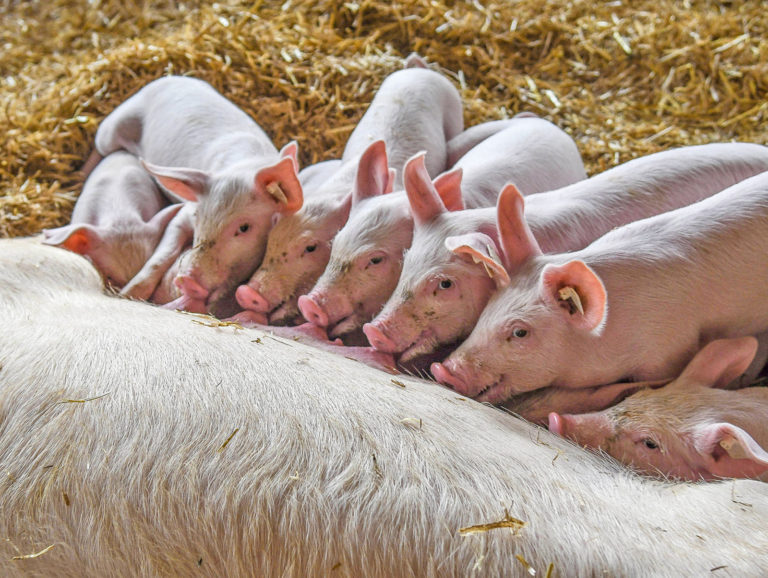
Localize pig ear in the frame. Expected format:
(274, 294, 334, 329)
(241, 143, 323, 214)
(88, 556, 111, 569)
(433, 168, 464, 212)
(352, 140, 391, 205)
(279, 141, 300, 173)
(497, 183, 542, 271)
(255, 157, 304, 214)
(445, 232, 510, 287)
(694, 422, 768, 480)
(540, 260, 607, 333)
(674, 337, 759, 390)
(141, 159, 210, 203)
(404, 152, 446, 225)
(42, 224, 102, 255)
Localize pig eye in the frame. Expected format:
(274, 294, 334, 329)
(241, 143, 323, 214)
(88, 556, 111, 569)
(305, 244, 317, 253)
(369, 256, 384, 265)
(438, 279, 453, 290)
(505, 325, 530, 341)
(237, 223, 251, 234)
(642, 438, 660, 450)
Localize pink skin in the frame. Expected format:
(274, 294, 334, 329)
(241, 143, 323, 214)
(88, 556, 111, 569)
(235, 189, 352, 325)
(433, 170, 768, 404)
(121, 203, 195, 302)
(93, 76, 303, 316)
(299, 151, 427, 340)
(237, 63, 464, 326)
(363, 116, 592, 362)
(548, 337, 768, 481)
(42, 151, 181, 290)
(371, 143, 768, 367)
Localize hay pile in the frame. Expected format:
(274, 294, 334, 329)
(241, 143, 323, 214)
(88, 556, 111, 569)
(1, 0, 766, 237)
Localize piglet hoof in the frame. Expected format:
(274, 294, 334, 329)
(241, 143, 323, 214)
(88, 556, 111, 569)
(226, 310, 269, 327)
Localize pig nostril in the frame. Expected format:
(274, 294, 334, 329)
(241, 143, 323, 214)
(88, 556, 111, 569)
(236, 284, 270, 312)
(297, 295, 329, 327)
(362, 322, 396, 353)
(175, 275, 209, 300)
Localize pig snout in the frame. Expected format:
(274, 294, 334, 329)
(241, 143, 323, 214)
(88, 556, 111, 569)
(431, 361, 472, 396)
(298, 294, 330, 328)
(362, 322, 398, 353)
(236, 283, 271, 313)
(175, 274, 209, 301)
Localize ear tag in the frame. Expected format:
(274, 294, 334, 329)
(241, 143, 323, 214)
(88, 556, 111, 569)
(558, 286, 584, 315)
(267, 182, 288, 204)
(719, 435, 749, 459)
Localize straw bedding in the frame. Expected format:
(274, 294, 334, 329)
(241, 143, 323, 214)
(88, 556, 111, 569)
(1, 0, 766, 238)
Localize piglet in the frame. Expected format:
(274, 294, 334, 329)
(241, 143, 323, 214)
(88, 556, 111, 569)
(235, 61, 464, 325)
(370, 143, 768, 368)
(432, 168, 768, 404)
(548, 336, 768, 482)
(42, 151, 181, 289)
(93, 75, 302, 316)
(304, 116, 587, 341)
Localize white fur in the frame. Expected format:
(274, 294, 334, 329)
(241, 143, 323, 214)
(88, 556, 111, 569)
(3, 237, 768, 576)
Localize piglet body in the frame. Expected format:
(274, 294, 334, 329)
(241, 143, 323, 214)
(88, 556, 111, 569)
(370, 143, 768, 366)
(94, 76, 302, 316)
(42, 151, 181, 289)
(549, 337, 768, 481)
(434, 168, 768, 404)
(236, 63, 464, 325)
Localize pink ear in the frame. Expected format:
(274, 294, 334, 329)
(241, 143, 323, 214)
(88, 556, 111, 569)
(675, 337, 759, 390)
(445, 232, 510, 286)
(695, 422, 768, 480)
(279, 141, 300, 173)
(433, 168, 464, 212)
(404, 153, 445, 225)
(141, 159, 210, 202)
(42, 224, 100, 255)
(540, 260, 606, 333)
(496, 183, 542, 271)
(352, 140, 391, 205)
(255, 156, 304, 214)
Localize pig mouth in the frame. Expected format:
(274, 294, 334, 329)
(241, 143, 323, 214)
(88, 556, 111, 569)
(267, 299, 302, 326)
(400, 330, 440, 363)
(328, 314, 361, 339)
(474, 378, 509, 404)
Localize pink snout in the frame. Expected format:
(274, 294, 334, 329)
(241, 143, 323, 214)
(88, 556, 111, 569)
(297, 294, 329, 328)
(236, 283, 271, 313)
(431, 362, 471, 395)
(175, 275, 209, 300)
(362, 322, 398, 353)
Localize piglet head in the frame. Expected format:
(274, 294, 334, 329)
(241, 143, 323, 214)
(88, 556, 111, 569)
(144, 143, 303, 314)
(549, 337, 768, 481)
